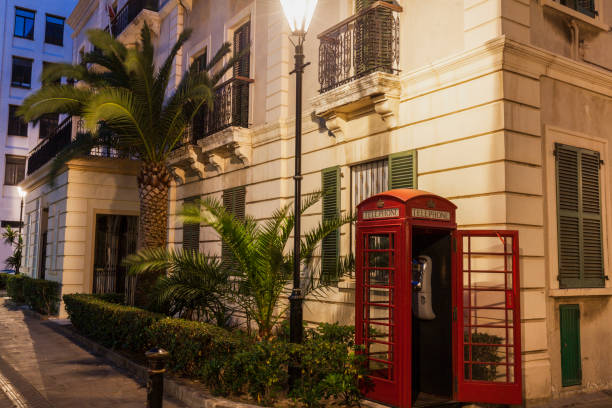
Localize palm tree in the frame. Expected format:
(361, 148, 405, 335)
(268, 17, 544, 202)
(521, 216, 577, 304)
(2, 226, 23, 274)
(126, 192, 354, 339)
(124, 248, 232, 326)
(18, 25, 240, 250)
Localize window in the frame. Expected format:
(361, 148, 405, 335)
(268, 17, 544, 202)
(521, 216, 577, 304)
(193, 50, 207, 73)
(182, 196, 200, 253)
(39, 113, 59, 139)
(555, 143, 604, 288)
(222, 187, 246, 271)
(14, 8, 35, 40)
(8, 105, 28, 136)
(42, 62, 61, 85)
(559, 0, 597, 18)
(11, 57, 33, 88)
(45, 15, 65, 46)
(4, 155, 26, 186)
(232, 21, 251, 127)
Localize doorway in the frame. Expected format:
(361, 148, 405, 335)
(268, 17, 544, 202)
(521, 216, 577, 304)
(92, 214, 138, 295)
(411, 228, 453, 407)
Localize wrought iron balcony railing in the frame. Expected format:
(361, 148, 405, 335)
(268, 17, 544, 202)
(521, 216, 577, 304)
(193, 76, 253, 141)
(318, 1, 401, 93)
(110, 0, 158, 38)
(27, 117, 73, 175)
(27, 118, 132, 176)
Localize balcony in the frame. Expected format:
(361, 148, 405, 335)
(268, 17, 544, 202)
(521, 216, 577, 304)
(312, 1, 402, 135)
(168, 77, 253, 183)
(26, 118, 132, 176)
(110, 0, 160, 42)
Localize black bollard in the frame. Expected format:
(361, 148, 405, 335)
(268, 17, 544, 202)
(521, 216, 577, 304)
(145, 347, 169, 408)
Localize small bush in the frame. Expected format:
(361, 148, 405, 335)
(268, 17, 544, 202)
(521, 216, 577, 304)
(7, 275, 61, 315)
(63, 294, 162, 351)
(6, 275, 26, 303)
(90, 293, 125, 304)
(22, 277, 61, 315)
(464, 332, 503, 381)
(0, 273, 9, 290)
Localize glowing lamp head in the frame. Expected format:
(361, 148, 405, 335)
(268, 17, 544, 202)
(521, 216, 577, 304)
(280, 0, 318, 36)
(17, 187, 26, 198)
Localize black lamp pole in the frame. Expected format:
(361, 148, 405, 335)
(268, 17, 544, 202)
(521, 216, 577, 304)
(289, 35, 309, 384)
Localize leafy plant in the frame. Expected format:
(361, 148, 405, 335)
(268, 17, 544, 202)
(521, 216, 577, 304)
(2, 225, 23, 274)
(175, 192, 354, 339)
(6, 274, 26, 302)
(464, 332, 503, 381)
(124, 249, 232, 326)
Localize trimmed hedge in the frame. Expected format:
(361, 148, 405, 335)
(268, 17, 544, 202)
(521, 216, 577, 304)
(90, 293, 125, 304)
(63, 294, 162, 350)
(62, 295, 366, 406)
(148, 318, 246, 383)
(0, 273, 9, 290)
(7, 275, 61, 315)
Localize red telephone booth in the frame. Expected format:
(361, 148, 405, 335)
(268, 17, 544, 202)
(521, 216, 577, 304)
(356, 189, 522, 408)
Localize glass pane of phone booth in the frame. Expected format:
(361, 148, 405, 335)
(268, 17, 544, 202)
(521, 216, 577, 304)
(456, 230, 522, 405)
(363, 233, 396, 380)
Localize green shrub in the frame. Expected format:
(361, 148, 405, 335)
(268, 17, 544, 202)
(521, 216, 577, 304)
(6, 275, 26, 303)
(63, 294, 162, 351)
(22, 277, 61, 315)
(90, 293, 125, 304)
(464, 332, 503, 381)
(148, 318, 245, 382)
(0, 273, 9, 290)
(290, 324, 366, 407)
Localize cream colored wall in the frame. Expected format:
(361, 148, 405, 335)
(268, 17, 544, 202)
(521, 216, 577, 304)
(21, 159, 140, 317)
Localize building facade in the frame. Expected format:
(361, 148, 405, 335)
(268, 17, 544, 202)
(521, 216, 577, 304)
(19, 0, 612, 405)
(0, 0, 77, 262)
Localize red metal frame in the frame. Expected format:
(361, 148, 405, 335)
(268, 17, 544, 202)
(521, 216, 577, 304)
(453, 230, 522, 405)
(356, 190, 522, 408)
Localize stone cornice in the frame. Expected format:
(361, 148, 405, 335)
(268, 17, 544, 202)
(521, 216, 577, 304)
(400, 36, 612, 101)
(68, 0, 99, 37)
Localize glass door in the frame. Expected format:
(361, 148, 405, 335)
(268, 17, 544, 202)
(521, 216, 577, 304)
(356, 224, 409, 407)
(453, 230, 522, 405)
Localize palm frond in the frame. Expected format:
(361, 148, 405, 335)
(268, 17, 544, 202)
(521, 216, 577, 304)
(17, 86, 90, 122)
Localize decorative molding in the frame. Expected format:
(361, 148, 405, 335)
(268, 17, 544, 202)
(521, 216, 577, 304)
(311, 71, 401, 132)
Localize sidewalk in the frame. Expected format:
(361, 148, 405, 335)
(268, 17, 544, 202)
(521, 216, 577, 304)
(528, 390, 612, 408)
(0, 297, 186, 408)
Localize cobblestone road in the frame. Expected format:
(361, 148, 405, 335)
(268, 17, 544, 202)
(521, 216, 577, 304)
(0, 297, 185, 408)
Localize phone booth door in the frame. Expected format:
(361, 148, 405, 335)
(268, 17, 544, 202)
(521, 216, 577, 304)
(356, 222, 409, 407)
(454, 230, 522, 405)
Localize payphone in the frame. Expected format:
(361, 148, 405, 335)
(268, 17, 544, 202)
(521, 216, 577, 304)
(355, 189, 522, 408)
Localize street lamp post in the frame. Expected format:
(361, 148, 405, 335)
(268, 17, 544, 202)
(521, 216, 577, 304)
(17, 187, 26, 274)
(280, 0, 318, 376)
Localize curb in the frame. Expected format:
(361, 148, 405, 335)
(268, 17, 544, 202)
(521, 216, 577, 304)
(46, 322, 263, 408)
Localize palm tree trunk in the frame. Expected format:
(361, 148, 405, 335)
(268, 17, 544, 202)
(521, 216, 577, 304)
(133, 161, 171, 306)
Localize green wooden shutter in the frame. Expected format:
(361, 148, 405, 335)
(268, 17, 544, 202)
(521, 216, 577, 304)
(560, 304, 582, 387)
(222, 186, 246, 272)
(556, 144, 604, 288)
(182, 196, 200, 253)
(389, 150, 417, 190)
(321, 166, 341, 281)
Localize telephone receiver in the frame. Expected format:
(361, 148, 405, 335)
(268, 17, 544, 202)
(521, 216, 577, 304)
(412, 255, 436, 320)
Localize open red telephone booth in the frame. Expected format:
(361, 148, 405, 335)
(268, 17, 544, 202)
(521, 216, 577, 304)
(356, 189, 522, 408)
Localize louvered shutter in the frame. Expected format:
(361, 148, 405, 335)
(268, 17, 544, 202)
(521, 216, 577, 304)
(389, 150, 417, 190)
(182, 196, 200, 253)
(556, 144, 604, 288)
(354, 0, 394, 76)
(232, 22, 250, 128)
(222, 186, 246, 273)
(321, 167, 341, 282)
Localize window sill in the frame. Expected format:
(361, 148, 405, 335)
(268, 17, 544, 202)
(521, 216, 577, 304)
(45, 41, 63, 47)
(549, 287, 612, 297)
(11, 85, 31, 90)
(14, 35, 34, 41)
(542, 0, 610, 32)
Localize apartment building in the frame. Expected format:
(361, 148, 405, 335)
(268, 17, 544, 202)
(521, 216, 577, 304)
(0, 0, 77, 263)
(18, 0, 612, 405)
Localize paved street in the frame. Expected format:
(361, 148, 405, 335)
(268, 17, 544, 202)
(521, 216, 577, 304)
(0, 297, 186, 408)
